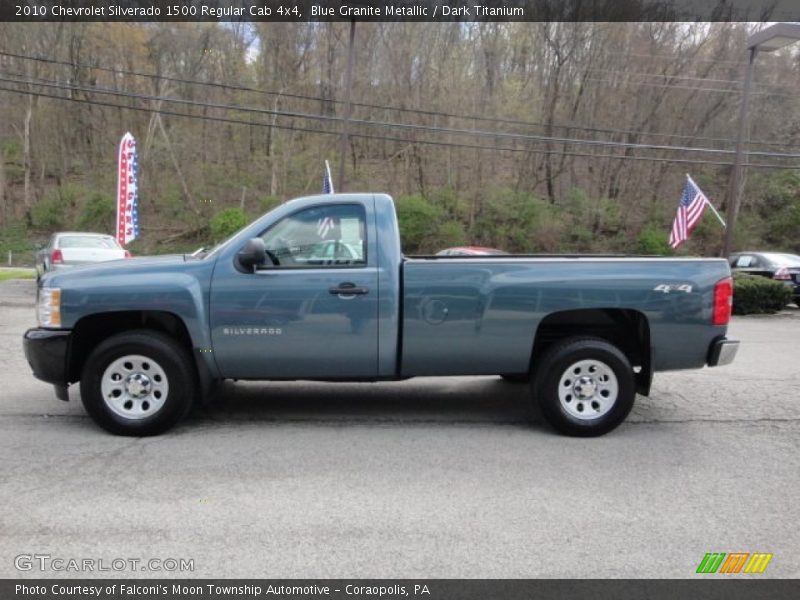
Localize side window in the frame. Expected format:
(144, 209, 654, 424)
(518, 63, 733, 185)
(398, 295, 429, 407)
(735, 255, 754, 268)
(260, 204, 367, 268)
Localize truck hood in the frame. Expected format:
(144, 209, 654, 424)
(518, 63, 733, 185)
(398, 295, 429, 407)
(41, 254, 194, 287)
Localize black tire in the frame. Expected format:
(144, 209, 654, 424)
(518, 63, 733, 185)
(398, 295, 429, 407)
(531, 337, 635, 437)
(500, 374, 529, 383)
(80, 330, 196, 436)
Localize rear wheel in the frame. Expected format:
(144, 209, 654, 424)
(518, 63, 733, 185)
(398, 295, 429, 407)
(532, 337, 635, 437)
(80, 330, 195, 436)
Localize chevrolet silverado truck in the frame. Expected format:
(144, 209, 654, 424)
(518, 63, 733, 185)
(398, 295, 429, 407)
(23, 193, 739, 437)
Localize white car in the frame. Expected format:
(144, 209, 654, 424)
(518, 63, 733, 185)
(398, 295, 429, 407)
(36, 232, 131, 279)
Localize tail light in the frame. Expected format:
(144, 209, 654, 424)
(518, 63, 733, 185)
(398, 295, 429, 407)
(51, 249, 63, 264)
(712, 277, 733, 326)
(124, 250, 133, 258)
(773, 267, 790, 280)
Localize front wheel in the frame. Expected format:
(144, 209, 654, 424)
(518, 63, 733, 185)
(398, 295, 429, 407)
(80, 330, 196, 436)
(532, 337, 635, 437)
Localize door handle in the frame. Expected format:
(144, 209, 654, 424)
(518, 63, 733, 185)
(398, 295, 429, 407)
(329, 282, 369, 296)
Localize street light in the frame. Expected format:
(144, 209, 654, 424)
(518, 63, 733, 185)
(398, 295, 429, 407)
(722, 22, 800, 258)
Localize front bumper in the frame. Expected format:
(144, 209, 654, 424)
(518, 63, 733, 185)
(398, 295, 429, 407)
(707, 337, 739, 367)
(23, 328, 71, 386)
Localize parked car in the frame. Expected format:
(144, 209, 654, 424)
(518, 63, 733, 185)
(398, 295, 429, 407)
(36, 232, 130, 279)
(24, 193, 738, 438)
(436, 246, 507, 256)
(728, 251, 800, 305)
(307, 240, 364, 264)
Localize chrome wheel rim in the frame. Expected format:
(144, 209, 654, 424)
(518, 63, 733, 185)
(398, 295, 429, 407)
(557, 359, 618, 420)
(100, 354, 169, 420)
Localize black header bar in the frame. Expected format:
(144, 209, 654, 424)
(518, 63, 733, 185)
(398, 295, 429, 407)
(2, 0, 800, 22)
(3, 579, 800, 600)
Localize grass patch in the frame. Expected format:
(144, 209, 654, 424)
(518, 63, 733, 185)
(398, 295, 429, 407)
(0, 270, 36, 282)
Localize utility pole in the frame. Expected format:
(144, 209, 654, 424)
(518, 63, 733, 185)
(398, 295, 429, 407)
(722, 47, 756, 258)
(721, 23, 800, 257)
(338, 20, 356, 192)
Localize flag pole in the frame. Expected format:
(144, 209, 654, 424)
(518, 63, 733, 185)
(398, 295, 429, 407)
(324, 160, 335, 193)
(686, 174, 726, 228)
(704, 199, 727, 229)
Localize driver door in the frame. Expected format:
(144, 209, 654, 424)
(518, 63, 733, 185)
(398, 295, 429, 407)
(210, 202, 378, 379)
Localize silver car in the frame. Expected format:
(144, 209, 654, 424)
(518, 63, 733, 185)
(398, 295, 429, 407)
(36, 232, 130, 279)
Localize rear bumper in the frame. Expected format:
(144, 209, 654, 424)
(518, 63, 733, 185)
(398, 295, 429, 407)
(23, 328, 71, 386)
(707, 337, 739, 367)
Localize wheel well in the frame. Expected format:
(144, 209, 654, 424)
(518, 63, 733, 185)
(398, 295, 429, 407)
(530, 308, 652, 395)
(67, 311, 194, 383)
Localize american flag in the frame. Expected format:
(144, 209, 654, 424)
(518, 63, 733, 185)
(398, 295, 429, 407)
(323, 160, 335, 194)
(669, 175, 709, 249)
(317, 216, 336, 238)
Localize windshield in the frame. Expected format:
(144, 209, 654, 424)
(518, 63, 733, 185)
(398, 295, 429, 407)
(58, 235, 119, 249)
(202, 228, 248, 259)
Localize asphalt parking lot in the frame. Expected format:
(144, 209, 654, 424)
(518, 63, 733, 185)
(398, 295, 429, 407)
(0, 278, 798, 578)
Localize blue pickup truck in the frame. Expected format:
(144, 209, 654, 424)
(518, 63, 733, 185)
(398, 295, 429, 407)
(24, 193, 739, 437)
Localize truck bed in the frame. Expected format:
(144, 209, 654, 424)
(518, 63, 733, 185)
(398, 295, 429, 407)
(400, 255, 731, 376)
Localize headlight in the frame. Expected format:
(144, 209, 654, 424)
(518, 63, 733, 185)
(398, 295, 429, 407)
(37, 287, 61, 328)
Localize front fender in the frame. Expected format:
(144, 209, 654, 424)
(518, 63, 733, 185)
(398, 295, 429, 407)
(58, 269, 213, 357)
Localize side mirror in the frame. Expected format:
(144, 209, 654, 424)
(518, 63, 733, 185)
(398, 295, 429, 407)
(236, 238, 267, 272)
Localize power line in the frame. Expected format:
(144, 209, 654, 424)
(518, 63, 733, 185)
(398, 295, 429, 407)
(2, 49, 797, 151)
(5, 71, 800, 161)
(585, 66, 780, 89)
(0, 82, 791, 170)
(583, 77, 798, 100)
(600, 50, 747, 67)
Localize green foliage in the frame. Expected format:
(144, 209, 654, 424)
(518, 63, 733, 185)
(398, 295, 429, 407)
(30, 195, 68, 230)
(684, 212, 723, 254)
(76, 192, 116, 232)
(2, 141, 23, 182)
(395, 194, 442, 252)
(2, 139, 21, 160)
(474, 189, 549, 252)
(428, 186, 469, 221)
(635, 225, 673, 255)
(437, 220, 467, 248)
(760, 170, 800, 253)
(395, 194, 469, 253)
(160, 187, 188, 219)
(735, 170, 800, 254)
(30, 184, 88, 231)
(0, 220, 32, 252)
(0, 220, 37, 266)
(595, 198, 624, 235)
(259, 195, 280, 215)
(559, 189, 593, 251)
(210, 207, 248, 241)
(732, 272, 793, 315)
